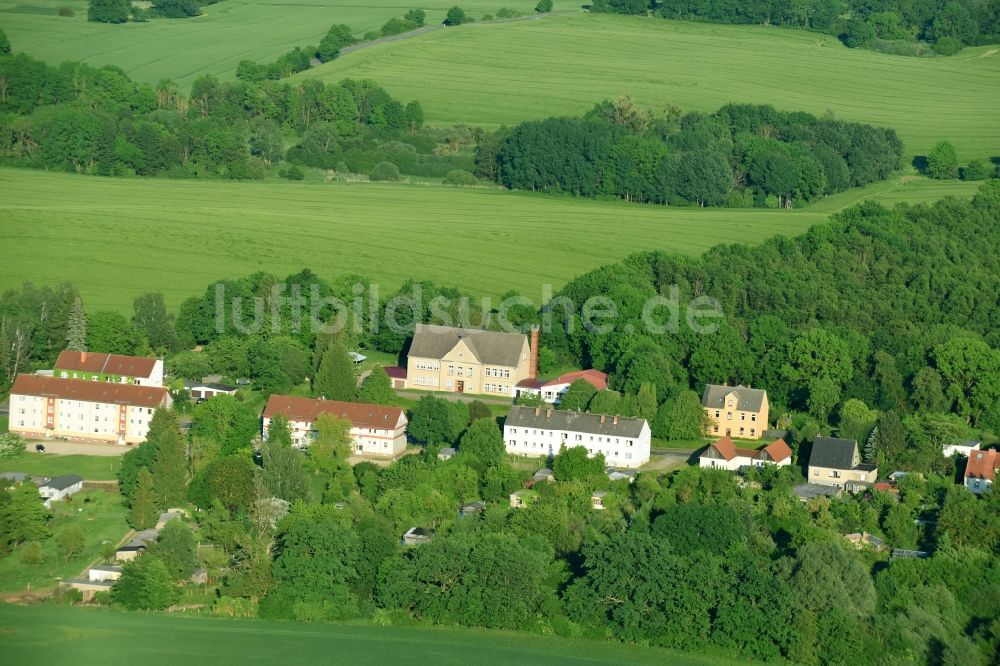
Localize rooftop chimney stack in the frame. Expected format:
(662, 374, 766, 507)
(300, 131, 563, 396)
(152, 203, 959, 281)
(529, 327, 540, 380)
(600, 414, 606, 424)
(534, 406, 541, 416)
(613, 415, 619, 425)
(81, 351, 87, 363)
(546, 408, 552, 418)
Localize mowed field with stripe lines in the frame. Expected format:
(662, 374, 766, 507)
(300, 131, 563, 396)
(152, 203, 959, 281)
(0, 168, 978, 314)
(302, 14, 1000, 161)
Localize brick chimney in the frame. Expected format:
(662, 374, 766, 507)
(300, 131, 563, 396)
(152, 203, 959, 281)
(81, 351, 87, 363)
(529, 327, 540, 379)
(534, 406, 541, 416)
(546, 408, 552, 418)
(613, 415, 619, 425)
(600, 414, 606, 424)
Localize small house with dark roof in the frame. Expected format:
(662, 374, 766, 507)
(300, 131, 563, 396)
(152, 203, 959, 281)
(459, 501, 484, 517)
(184, 380, 237, 400)
(699, 437, 792, 471)
(944, 440, 981, 458)
(532, 468, 555, 483)
(383, 366, 407, 390)
(402, 526, 434, 546)
(504, 405, 651, 468)
(702, 384, 769, 440)
(437, 447, 457, 461)
(808, 436, 878, 489)
(262, 395, 407, 458)
(964, 448, 998, 494)
(405, 324, 536, 397)
(38, 474, 83, 503)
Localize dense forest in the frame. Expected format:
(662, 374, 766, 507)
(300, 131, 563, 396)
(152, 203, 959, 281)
(594, 0, 1000, 55)
(481, 99, 903, 208)
(0, 50, 479, 181)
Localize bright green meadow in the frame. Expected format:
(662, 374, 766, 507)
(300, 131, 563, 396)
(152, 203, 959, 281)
(0, 168, 978, 314)
(303, 14, 1000, 160)
(0, 0, 540, 88)
(0, 603, 747, 665)
(0, 453, 122, 482)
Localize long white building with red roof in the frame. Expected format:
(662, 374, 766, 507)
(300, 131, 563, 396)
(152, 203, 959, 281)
(262, 395, 408, 459)
(8, 374, 171, 445)
(54, 350, 164, 387)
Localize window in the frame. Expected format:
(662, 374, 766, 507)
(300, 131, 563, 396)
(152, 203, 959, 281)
(751, 414, 756, 422)
(448, 365, 454, 375)
(740, 414, 745, 421)
(750, 429, 756, 436)
(726, 413, 732, 420)
(466, 368, 472, 377)
(714, 410, 720, 418)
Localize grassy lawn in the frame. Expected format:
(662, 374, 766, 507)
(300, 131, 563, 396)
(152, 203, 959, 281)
(0, 0, 541, 89)
(0, 169, 977, 314)
(652, 438, 710, 452)
(303, 14, 1000, 160)
(0, 604, 748, 666)
(0, 489, 128, 595)
(0, 454, 122, 481)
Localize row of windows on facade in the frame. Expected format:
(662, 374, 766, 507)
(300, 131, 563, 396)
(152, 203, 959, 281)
(714, 410, 757, 422)
(19, 419, 127, 434)
(712, 425, 757, 437)
(20, 406, 154, 416)
(508, 440, 633, 460)
(59, 371, 136, 383)
(507, 428, 634, 446)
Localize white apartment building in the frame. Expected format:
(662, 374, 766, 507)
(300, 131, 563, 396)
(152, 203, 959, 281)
(503, 405, 651, 468)
(262, 395, 408, 459)
(9, 374, 171, 445)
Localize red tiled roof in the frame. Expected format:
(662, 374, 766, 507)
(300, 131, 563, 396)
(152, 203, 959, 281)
(965, 448, 999, 481)
(543, 369, 608, 391)
(263, 395, 405, 430)
(757, 438, 792, 463)
(710, 436, 737, 460)
(10, 374, 169, 408)
(55, 350, 157, 379)
(383, 366, 407, 379)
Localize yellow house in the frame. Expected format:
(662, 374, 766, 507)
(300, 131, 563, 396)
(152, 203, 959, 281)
(701, 384, 769, 440)
(405, 324, 535, 397)
(808, 436, 878, 489)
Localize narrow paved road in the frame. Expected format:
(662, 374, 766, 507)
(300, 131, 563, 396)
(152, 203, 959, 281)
(22, 440, 129, 457)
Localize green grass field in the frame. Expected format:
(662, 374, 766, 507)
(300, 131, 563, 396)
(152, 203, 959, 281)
(0, 604, 747, 665)
(302, 14, 1000, 160)
(0, 490, 127, 594)
(0, 168, 978, 314)
(0, 0, 540, 88)
(0, 454, 122, 481)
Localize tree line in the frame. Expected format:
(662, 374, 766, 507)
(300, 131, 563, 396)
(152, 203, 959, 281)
(0, 49, 451, 180)
(478, 98, 903, 208)
(88, 0, 219, 23)
(591, 0, 1000, 55)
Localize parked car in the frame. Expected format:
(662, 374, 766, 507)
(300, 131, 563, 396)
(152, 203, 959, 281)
(35, 444, 45, 453)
